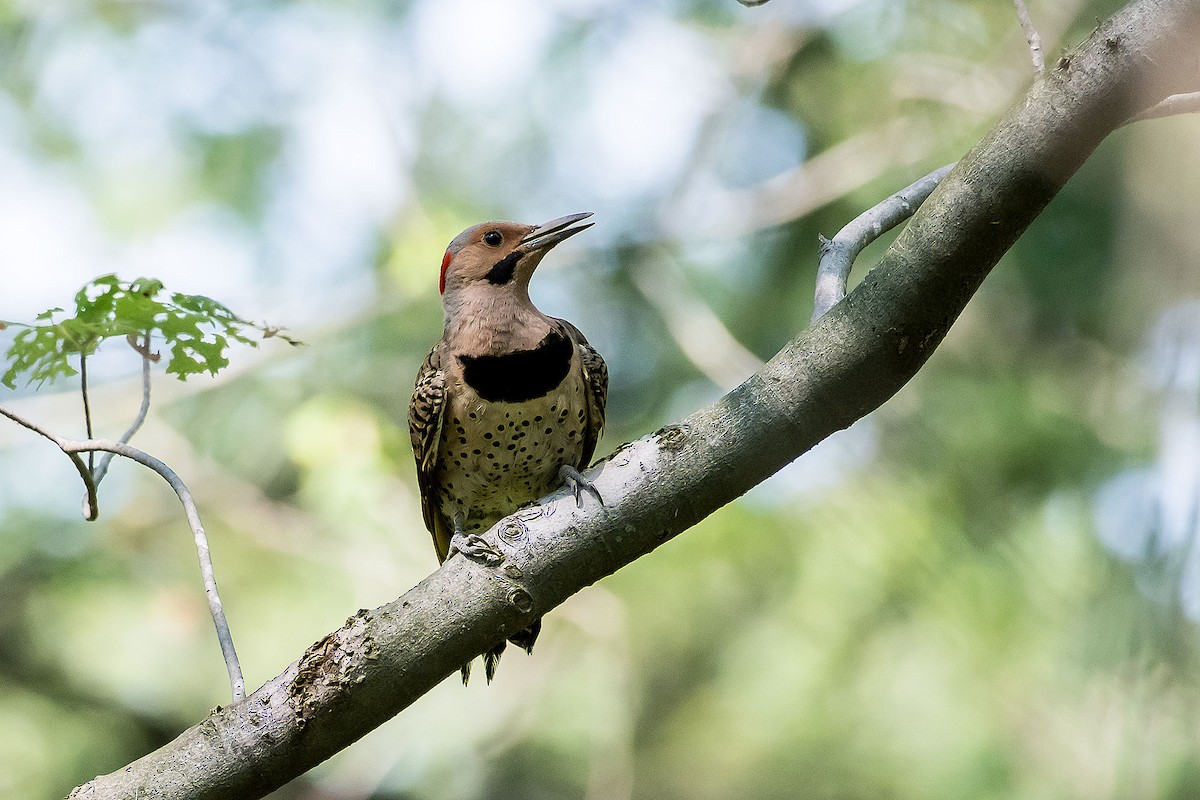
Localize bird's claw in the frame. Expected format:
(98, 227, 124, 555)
(449, 532, 504, 565)
(559, 464, 603, 508)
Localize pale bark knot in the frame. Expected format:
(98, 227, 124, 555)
(507, 588, 534, 612)
(498, 519, 528, 543)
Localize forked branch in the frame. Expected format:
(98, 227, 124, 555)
(811, 163, 955, 322)
(0, 403, 245, 702)
(63, 437, 245, 701)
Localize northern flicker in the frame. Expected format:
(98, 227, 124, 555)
(408, 212, 608, 683)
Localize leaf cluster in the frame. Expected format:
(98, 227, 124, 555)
(1, 275, 299, 389)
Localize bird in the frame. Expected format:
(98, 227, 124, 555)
(408, 212, 608, 683)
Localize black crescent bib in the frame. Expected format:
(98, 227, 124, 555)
(459, 328, 574, 403)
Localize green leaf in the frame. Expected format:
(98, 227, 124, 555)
(2, 275, 299, 389)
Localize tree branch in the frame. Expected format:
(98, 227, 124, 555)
(1013, 0, 1046, 73)
(811, 163, 956, 323)
(0, 405, 99, 521)
(91, 333, 154, 485)
(1127, 90, 1200, 121)
(69, 0, 1200, 797)
(811, 45, 1200, 326)
(80, 351, 95, 477)
(61, 437, 246, 703)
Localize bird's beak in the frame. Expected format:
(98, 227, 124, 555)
(519, 212, 594, 254)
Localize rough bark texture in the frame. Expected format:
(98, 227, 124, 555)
(70, 1, 1200, 797)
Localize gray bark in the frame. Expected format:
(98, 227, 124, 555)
(70, 0, 1200, 797)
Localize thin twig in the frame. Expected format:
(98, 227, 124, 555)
(811, 163, 956, 323)
(0, 403, 244, 701)
(1125, 92, 1200, 124)
(80, 351, 95, 477)
(92, 333, 153, 485)
(801, 79, 1185, 321)
(1013, 0, 1045, 74)
(806, 89, 1197, 323)
(62, 437, 245, 702)
(0, 404, 99, 520)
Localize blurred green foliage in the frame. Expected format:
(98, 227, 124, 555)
(1, 0, 1198, 799)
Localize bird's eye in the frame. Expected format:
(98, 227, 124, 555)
(483, 231, 503, 247)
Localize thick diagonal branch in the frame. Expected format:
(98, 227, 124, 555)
(71, 1, 1200, 797)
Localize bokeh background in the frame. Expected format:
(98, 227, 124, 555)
(2, 0, 1199, 797)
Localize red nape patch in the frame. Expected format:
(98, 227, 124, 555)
(439, 251, 452, 294)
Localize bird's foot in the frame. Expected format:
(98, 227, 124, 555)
(559, 464, 603, 508)
(448, 532, 504, 565)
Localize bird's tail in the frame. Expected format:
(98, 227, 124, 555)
(462, 618, 543, 684)
(507, 617, 542, 655)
